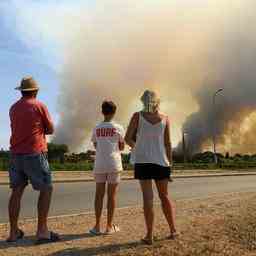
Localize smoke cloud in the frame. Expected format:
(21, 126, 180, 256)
(50, 0, 256, 154)
(180, 0, 256, 154)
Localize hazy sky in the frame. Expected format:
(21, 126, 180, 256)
(1, 0, 254, 153)
(1, 0, 187, 150)
(0, 0, 66, 149)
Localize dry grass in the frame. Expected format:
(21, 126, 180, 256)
(226, 197, 256, 251)
(1, 193, 256, 256)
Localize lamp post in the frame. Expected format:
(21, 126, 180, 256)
(212, 88, 223, 164)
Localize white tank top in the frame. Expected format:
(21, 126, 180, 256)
(132, 112, 170, 167)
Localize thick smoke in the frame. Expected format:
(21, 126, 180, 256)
(52, 0, 256, 154)
(180, 0, 256, 154)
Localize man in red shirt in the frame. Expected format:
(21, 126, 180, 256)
(7, 77, 60, 244)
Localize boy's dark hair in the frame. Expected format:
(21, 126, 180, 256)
(102, 101, 117, 115)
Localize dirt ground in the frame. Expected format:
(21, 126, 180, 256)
(1, 192, 256, 256)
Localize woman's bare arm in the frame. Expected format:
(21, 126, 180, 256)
(119, 141, 125, 151)
(125, 112, 139, 148)
(164, 117, 173, 166)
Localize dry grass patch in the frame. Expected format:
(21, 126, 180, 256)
(1, 193, 256, 256)
(226, 196, 256, 251)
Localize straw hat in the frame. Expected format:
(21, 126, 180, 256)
(15, 76, 40, 91)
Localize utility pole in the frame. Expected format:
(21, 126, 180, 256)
(182, 131, 187, 163)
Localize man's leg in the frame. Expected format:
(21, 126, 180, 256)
(106, 182, 119, 232)
(93, 182, 106, 232)
(36, 187, 53, 238)
(24, 153, 55, 239)
(7, 185, 26, 241)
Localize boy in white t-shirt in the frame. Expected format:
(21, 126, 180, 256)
(90, 101, 125, 235)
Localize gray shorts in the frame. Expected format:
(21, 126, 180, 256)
(9, 153, 52, 191)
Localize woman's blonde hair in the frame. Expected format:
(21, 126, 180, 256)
(140, 90, 160, 113)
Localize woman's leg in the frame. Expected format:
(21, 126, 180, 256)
(94, 182, 106, 232)
(155, 179, 176, 234)
(140, 180, 154, 240)
(106, 182, 119, 231)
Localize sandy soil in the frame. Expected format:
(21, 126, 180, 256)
(1, 192, 256, 256)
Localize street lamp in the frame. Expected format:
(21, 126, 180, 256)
(212, 88, 224, 164)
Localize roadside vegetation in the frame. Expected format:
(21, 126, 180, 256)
(1, 144, 256, 171)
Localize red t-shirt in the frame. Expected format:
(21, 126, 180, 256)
(9, 97, 54, 154)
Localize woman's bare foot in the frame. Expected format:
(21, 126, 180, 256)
(167, 230, 179, 240)
(141, 234, 154, 245)
(89, 226, 102, 236)
(105, 224, 120, 235)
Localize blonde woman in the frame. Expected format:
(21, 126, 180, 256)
(125, 90, 177, 245)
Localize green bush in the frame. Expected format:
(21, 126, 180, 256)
(0, 158, 10, 171)
(2, 156, 256, 172)
(50, 161, 93, 171)
(50, 161, 134, 171)
(173, 163, 217, 170)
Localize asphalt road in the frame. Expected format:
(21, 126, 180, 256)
(1, 175, 256, 223)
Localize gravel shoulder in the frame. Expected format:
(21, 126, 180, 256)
(1, 192, 256, 256)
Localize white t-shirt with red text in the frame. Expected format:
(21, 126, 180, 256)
(91, 121, 125, 173)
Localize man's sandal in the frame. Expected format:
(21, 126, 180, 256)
(6, 229, 24, 243)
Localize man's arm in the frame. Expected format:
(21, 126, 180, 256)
(39, 104, 54, 135)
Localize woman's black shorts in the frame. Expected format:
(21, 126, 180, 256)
(134, 163, 171, 180)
